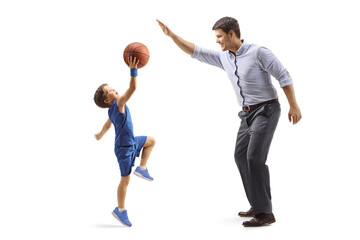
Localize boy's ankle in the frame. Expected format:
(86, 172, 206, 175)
(118, 208, 126, 212)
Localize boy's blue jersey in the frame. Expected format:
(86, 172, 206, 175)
(108, 101, 135, 146)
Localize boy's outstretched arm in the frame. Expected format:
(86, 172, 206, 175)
(95, 118, 112, 140)
(117, 56, 139, 109)
(157, 19, 195, 56)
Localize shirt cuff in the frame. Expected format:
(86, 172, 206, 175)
(191, 44, 201, 59)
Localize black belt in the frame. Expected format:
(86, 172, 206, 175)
(242, 98, 278, 112)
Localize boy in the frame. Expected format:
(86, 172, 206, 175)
(93, 56, 156, 227)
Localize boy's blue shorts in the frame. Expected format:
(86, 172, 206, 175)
(115, 136, 147, 177)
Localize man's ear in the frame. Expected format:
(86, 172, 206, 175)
(229, 30, 235, 39)
(104, 98, 110, 104)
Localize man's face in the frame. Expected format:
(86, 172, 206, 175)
(215, 28, 232, 51)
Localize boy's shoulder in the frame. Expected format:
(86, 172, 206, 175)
(109, 101, 128, 117)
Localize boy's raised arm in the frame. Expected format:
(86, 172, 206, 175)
(95, 118, 112, 140)
(117, 56, 139, 108)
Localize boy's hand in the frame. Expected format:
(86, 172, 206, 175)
(128, 56, 140, 69)
(94, 133, 103, 140)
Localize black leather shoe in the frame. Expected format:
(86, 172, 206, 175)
(242, 213, 276, 227)
(238, 207, 254, 217)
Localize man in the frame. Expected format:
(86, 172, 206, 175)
(157, 17, 301, 227)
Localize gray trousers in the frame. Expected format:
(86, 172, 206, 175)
(234, 101, 281, 215)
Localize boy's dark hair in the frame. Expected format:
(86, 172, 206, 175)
(94, 83, 111, 108)
(212, 17, 241, 39)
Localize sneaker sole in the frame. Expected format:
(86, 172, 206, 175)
(111, 212, 131, 227)
(133, 171, 153, 181)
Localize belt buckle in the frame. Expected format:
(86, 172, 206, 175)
(243, 106, 251, 112)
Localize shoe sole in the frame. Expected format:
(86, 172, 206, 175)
(133, 171, 153, 181)
(111, 212, 131, 227)
(238, 214, 255, 217)
(266, 219, 276, 225)
(243, 219, 276, 227)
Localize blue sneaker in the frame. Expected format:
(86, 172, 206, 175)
(134, 166, 154, 181)
(112, 208, 132, 227)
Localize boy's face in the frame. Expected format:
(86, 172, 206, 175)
(103, 85, 119, 104)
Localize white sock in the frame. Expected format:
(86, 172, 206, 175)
(140, 166, 147, 170)
(118, 208, 126, 212)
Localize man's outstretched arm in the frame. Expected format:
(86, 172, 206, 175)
(157, 19, 195, 55)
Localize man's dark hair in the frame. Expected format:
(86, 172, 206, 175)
(212, 17, 241, 39)
(94, 83, 111, 108)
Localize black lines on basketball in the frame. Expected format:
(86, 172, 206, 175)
(123, 42, 150, 69)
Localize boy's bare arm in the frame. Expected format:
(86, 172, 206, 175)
(95, 118, 112, 140)
(117, 56, 139, 108)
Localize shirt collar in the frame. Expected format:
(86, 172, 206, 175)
(236, 40, 248, 56)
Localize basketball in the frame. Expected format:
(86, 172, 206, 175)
(123, 42, 150, 69)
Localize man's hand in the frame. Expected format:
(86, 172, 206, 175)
(156, 19, 195, 55)
(157, 19, 173, 37)
(282, 84, 302, 125)
(288, 105, 302, 125)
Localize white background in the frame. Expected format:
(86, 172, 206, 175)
(1, 0, 359, 239)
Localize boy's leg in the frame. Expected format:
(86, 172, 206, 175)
(139, 136, 156, 167)
(113, 175, 132, 227)
(117, 175, 130, 209)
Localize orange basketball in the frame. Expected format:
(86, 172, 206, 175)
(123, 42, 150, 69)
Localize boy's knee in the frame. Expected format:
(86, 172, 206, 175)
(121, 176, 130, 185)
(147, 136, 156, 146)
